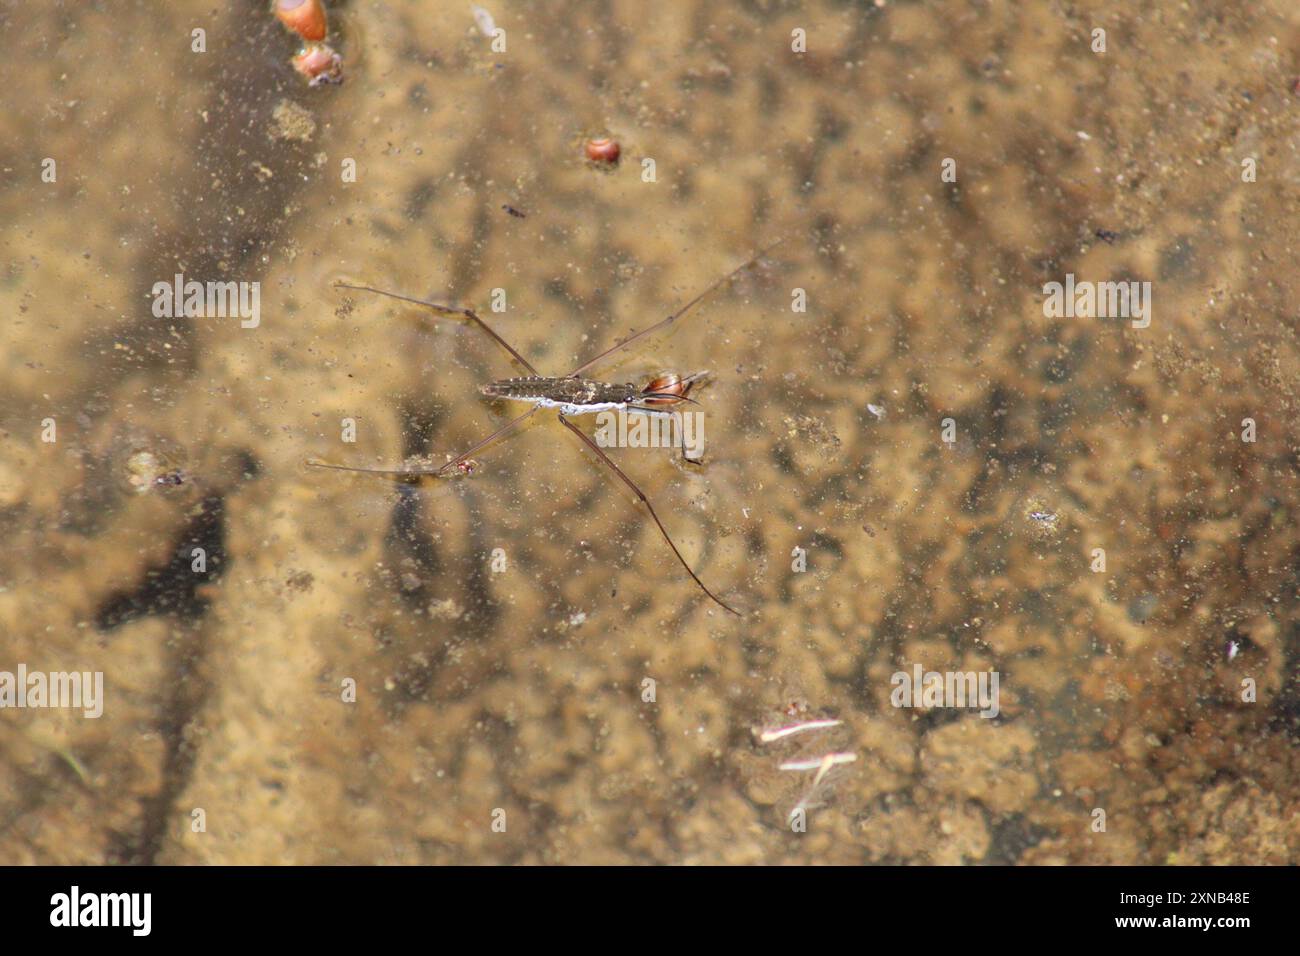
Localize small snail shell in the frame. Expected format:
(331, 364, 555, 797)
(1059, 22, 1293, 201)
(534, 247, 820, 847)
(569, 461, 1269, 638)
(275, 0, 328, 42)
(292, 43, 344, 86)
(584, 137, 621, 165)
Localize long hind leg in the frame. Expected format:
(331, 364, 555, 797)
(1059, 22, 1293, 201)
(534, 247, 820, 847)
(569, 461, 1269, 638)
(307, 406, 540, 477)
(557, 414, 739, 616)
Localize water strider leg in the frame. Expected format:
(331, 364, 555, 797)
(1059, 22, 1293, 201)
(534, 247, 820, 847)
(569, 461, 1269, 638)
(565, 238, 783, 377)
(674, 409, 705, 466)
(306, 405, 540, 477)
(557, 414, 740, 616)
(624, 407, 705, 466)
(335, 282, 539, 374)
(304, 458, 450, 477)
(430, 405, 540, 475)
(316, 282, 542, 476)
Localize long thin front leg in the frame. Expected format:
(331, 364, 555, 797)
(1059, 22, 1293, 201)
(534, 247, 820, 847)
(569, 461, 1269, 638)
(566, 238, 784, 377)
(335, 282, 539, 374)
(307, 406, 540, 477)
(623, 408, 704, 465)
(557, 414, 740, 616)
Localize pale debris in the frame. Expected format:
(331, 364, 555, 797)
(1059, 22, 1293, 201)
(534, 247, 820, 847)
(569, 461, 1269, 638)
(471, 5, 496, 37)
(757, 718, 843, 743)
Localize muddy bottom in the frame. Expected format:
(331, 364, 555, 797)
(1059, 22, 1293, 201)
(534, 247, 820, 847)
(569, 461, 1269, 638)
(0, 0, 1297, 864)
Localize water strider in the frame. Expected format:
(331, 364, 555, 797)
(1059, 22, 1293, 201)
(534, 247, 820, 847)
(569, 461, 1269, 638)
(308, 241, 782, 616)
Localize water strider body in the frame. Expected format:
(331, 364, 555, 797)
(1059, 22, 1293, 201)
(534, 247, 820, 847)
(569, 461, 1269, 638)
(308, 242, 781, 615)
(481, 372, 707, 417)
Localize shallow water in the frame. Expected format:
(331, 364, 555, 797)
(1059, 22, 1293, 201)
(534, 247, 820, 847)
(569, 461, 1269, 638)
(1, 0, 1297, 863)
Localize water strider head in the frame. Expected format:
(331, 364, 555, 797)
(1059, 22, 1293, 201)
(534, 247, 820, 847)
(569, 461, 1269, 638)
(636, 371, 708, 408)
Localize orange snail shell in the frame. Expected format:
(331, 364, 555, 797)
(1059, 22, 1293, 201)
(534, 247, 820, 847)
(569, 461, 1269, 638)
(275, 0, 329, 42)
(584, 137, 621, 165)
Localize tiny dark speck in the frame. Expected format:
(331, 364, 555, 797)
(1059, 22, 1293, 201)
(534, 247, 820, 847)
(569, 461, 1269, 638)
(502, 204, 526, 219)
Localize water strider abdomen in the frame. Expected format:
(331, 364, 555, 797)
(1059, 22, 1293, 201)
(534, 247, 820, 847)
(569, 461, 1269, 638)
(481, 377, 638, 414)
